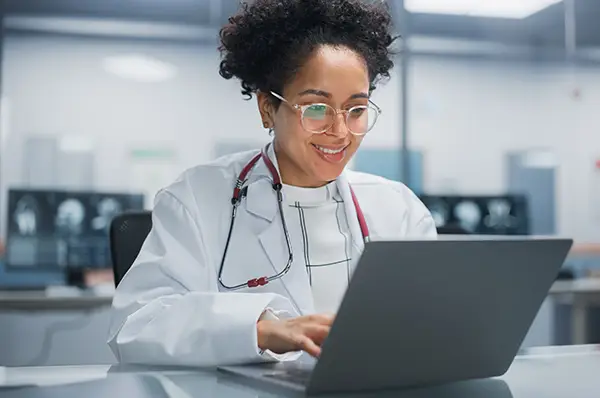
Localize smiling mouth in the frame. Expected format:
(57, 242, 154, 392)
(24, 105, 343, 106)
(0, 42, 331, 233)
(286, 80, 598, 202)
(312, 144, 348, 154)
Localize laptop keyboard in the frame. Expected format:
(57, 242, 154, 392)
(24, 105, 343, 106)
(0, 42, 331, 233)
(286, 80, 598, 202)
(264, 367, 313, 385)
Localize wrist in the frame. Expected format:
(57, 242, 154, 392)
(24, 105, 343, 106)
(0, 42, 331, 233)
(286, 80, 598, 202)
(257, 319, 274, 351)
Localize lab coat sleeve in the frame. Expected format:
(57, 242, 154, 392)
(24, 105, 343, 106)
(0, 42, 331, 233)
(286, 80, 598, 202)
(107, 189, 298, 367)
(402, 185, 438, 239)
(411, 212, 437, 238)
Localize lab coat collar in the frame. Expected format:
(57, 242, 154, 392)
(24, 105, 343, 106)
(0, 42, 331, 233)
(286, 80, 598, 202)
(243, 143, 279, 222)
(242, 142, 314, 314)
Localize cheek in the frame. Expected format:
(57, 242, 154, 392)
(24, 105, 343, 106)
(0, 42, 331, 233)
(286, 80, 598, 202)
(349, 135, 363, 152)
(277, 113, 303, 138)
(283, 120, 313, 147)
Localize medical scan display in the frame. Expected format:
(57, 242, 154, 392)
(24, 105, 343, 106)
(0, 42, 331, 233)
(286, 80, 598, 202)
(419, 195, 529, 235)
(6, 189, 144, 270)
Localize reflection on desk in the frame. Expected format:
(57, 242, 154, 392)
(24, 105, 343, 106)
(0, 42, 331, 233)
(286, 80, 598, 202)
(1, 346, 599, 397)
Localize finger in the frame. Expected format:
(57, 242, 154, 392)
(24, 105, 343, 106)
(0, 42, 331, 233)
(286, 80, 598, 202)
(306, 314, 335, 326)
(303, 324, 330, 344)
(296, 335, 322, 358)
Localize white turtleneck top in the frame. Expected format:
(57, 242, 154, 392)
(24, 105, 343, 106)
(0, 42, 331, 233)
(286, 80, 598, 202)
(264, 144, 354, 314)
(281, 181, 353, 314)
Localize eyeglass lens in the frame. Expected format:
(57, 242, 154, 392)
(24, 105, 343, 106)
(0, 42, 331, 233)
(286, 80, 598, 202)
(302, 104, 379, 135)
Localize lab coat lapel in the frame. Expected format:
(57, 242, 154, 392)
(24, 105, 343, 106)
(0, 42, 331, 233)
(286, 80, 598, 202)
(336, 171, 365, 271)
(243, 145, 313, 314)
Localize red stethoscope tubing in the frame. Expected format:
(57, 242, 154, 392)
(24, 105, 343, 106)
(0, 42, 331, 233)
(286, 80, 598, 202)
(218, 145, 369, 290)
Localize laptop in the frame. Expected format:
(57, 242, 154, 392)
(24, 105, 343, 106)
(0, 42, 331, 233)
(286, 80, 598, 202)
(220, 238, 573, 395)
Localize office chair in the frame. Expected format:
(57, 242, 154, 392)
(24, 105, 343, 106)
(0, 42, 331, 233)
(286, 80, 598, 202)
(109, 211, 153, 287)
(437, 224, 470, 235)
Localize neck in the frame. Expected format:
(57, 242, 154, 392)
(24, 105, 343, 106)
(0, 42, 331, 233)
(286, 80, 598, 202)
(273, 141, 328, 188)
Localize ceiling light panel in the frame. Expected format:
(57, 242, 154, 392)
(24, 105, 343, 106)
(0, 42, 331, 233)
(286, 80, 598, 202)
(405, 0, 563, 19)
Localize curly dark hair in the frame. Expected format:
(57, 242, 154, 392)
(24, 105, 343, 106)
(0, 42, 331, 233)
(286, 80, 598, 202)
(218, 0, 397, 102)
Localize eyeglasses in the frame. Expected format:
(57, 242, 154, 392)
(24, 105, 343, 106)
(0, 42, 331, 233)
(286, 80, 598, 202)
(270, 91, 381, 136)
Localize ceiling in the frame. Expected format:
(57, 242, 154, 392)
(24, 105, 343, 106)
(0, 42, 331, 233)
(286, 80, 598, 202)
(2, 0, 600, 48)
(1, 0, 236, 26)
(409, 0, 600, 48)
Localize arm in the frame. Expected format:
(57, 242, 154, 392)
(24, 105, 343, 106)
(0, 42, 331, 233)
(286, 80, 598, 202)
(397, 184, 438, 239)
(410, 212, 437, 238)
(107, 189, 298, 367)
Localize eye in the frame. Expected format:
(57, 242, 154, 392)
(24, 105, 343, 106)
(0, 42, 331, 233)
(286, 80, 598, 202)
(304, 104, 329, 119)
(348, 107, 366, 118)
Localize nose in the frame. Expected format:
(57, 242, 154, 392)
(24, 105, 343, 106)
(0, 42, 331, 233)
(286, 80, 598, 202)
(325, 112, 349, 138)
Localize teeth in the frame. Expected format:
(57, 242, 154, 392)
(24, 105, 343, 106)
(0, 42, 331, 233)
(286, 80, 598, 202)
(315, 145, 344, 154)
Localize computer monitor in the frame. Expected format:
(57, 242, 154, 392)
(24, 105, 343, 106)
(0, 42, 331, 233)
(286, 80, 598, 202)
(5, 188, 145, 271)
(419, 194, 530, 235)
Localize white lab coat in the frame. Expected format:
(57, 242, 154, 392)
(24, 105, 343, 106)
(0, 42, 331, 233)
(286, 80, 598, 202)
(107, 147, 437, 367)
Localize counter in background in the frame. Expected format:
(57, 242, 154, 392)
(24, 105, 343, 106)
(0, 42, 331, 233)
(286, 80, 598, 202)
(0, 285, 116, 367)
(549, 278, 600, 345)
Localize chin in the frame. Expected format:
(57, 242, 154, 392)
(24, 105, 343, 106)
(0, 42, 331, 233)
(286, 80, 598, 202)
(311, 163, 347, 184)
(307, 142, 356, 183)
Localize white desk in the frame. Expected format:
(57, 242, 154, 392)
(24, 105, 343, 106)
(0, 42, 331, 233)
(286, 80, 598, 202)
(1, 346, 599, 397)
(549, 278, 600, 345)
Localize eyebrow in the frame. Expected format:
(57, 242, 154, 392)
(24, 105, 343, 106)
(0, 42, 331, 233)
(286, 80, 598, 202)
(349, 93, 369, 100)
(297, 89, 369, 100)
(298, 89, 331, 98)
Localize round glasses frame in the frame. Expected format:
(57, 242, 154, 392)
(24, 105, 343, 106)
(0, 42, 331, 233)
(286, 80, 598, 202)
(270, 91, 381, 136)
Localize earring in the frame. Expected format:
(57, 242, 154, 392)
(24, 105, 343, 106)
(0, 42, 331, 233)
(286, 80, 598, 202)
(263, 121, 274, 136)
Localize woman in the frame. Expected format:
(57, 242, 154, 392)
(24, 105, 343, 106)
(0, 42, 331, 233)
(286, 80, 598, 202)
(108, 0, 436, 367)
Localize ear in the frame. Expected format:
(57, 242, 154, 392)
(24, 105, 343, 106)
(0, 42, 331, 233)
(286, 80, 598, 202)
(257, 91, 274, 128)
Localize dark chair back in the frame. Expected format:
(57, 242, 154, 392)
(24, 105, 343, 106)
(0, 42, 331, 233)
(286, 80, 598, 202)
(437, 224, 470, 235)
(109, 211, 153, 287)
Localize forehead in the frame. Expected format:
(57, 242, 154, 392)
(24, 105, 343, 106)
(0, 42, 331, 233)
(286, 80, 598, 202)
(284, 45, 370, 98)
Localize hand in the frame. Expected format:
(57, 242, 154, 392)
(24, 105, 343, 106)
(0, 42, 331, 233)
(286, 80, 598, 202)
(257, 314, 334, 358)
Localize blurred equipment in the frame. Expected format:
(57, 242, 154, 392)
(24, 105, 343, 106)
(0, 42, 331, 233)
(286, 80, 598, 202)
(23, 135, 95, 190)
(5, 189, 145, 273)
(419, 194, 530, 235)
(109, 211, 153, 287)
(352, 149, 425, 195)
(506, 150, 556, 235)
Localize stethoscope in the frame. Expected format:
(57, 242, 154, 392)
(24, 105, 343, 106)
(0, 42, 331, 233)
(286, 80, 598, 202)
(218, 144, 370, 291)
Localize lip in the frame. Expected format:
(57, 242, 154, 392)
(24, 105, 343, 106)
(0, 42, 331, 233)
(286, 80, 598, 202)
(311, 143, 350, 151)
(311, 143, 348, 164)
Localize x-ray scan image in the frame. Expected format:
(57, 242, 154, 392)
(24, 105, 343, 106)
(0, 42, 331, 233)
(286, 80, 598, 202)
(55, 198, 86, 235)
(13, 195, 39, 235)
(454, 200, 482, 233)
(419, 194, 528, 236)
(91, 197, 123, 232)
(5, 189, 145, 270)
(427, 200, 450, 228)
(484, 199, 517, 230)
